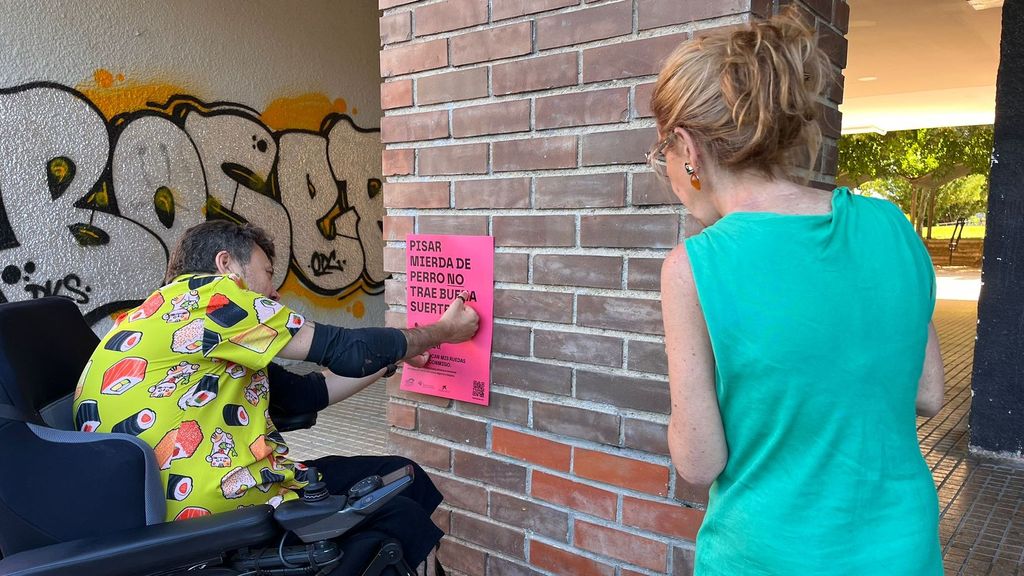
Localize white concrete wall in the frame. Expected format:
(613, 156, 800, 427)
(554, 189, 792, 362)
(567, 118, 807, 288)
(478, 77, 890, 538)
(0, 0, 385, 331)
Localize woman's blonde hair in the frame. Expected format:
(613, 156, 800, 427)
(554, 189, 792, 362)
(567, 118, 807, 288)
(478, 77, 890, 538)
(650, 8, 832, 181)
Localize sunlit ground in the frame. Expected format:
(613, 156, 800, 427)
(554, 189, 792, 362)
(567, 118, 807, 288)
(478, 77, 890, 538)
(935, 267, 982, 301)
(929, 225, 986, 240)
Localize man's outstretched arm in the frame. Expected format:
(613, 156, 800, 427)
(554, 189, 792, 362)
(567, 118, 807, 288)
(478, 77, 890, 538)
(400, 291, 479, 357)
(277, 292, 479, 377)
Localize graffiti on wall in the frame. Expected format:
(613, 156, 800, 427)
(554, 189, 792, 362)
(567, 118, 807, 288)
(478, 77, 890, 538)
(0, 77, 385, 325)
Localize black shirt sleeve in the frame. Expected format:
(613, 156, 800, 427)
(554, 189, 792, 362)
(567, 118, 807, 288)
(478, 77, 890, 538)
(304, 324, 408, 377)
(267, 362, 330, 415)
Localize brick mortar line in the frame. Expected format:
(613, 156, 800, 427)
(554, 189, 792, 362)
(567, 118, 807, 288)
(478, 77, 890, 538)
(385, 299, 668, 336)
(466, 311, 667, 342)
(424, 463, 691, 527)
(399, 385, 671, 430)
(403, 436, 677, 482)
(384, 293, 665, 314)
(573, 23, 585, 99)
(386, 236, 674, 254)
(382, 118, 657, 145)
(523, 532, 676, 576)
(621, 337, 634, 370)
(398, 72, 659, 109)
(455, 381, 672, 422)
(529, 96, 538, 156)
(528, 3, 538, 53)
(383, 28, 664, 81)
(387, 295, 659, 317)
(529, 510, 690, 555)
(385, 248, 673, 264)
(388, 233, 681, 249)
(391, 383, 663, 428)
(399, 357, 672, 403)
(486, 133, 495, 183)
(385, 272, 668, 289)
(430, 532, 562, 576)
(437, 490, 689, 549)
(384, 165, 668, 181)
(385, 241, 671, 258)
(397, 66, 841, 121)
(452, 522, 675, 573)
(385, 206, 682, 216)
(393, 424, 673, 468)
(387, 278, 667, 299)
(386, 302, 664, 328)
(382, 12, 733, 59)
(413, 404, 655, 442)
(570, 363, 581, 400)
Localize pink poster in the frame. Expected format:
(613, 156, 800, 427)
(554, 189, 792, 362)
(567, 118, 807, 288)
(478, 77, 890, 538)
(401, 234, 494, 405)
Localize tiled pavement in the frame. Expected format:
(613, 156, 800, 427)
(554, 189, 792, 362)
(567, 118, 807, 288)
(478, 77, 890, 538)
(283, 297, 1024, 575)
(927, 299, 1024, 576)
(283, 377, 389, 460)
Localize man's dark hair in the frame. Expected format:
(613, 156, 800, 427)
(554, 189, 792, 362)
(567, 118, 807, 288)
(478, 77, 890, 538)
(164, 221, 276, 283)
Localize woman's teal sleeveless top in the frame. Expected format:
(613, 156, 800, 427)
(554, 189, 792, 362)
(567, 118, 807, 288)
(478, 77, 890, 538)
(685, 188, 942, 575)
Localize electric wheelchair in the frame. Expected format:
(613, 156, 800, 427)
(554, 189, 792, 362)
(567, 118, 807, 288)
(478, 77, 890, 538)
(0, 297, 419, 576)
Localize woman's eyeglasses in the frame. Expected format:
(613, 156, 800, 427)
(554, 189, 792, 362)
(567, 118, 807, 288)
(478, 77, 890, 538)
(645, 134, 674, 178)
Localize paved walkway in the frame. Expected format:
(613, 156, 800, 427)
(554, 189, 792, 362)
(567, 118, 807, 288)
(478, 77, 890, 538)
(283, 377, 388, 460)
(928, 298, 1024, 575)
(936, 267, 982, 301)
(283, 276, 1024, 575)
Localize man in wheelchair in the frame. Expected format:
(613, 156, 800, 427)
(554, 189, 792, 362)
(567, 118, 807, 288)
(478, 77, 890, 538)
(8, 220, 477, 575)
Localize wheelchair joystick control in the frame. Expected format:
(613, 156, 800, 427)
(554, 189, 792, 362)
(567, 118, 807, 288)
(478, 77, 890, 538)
(301, 466, 330, 502)
(278, 467, 414, 543)
(348, 474, 383, 500)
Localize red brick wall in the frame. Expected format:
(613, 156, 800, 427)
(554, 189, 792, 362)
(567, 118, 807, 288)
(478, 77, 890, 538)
(379, 1, 848, 574)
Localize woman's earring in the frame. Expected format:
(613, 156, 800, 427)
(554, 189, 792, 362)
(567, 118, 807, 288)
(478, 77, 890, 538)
(684, 163, 702, 191)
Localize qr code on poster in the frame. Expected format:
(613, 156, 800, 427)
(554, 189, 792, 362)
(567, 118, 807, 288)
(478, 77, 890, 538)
(472, 380, 485, 398)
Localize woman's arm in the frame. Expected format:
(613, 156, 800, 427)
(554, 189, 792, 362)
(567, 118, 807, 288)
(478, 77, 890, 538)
(916, 322, 945, 417)
(661, 243, 728, 486)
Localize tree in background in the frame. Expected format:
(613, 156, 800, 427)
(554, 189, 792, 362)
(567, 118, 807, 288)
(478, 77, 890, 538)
(935, 174, 989, 223)
(856, 178, 912, 209)
(837, 126, 993, 238)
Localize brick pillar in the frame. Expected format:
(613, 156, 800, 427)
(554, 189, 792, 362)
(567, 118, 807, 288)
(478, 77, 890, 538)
(379, 1, 848, 574)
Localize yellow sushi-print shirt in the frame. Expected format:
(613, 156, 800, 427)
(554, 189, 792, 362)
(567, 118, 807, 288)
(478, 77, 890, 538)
(72, 273, 309, 522)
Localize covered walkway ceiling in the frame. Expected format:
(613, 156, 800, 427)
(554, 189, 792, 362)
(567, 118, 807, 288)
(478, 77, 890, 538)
(840, 0, 1002, 134)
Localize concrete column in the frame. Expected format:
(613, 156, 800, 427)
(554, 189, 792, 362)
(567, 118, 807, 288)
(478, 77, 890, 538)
(970, 0, 1024, 458)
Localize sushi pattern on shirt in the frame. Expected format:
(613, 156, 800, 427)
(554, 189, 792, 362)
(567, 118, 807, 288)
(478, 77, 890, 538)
(72, 273, 309, 522)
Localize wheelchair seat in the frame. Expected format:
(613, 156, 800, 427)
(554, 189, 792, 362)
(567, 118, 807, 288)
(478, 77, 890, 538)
(0, 297, 419, 576)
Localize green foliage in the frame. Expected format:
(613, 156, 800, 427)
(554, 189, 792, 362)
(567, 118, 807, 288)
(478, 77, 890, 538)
(837, 125, 993, 236)
(838, 126, 992, 186)
(935, 174, 988, 222)
(856, 178, 913, 212)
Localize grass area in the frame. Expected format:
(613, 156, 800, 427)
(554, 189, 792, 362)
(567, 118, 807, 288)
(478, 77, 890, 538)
(927, 225, 986, 240)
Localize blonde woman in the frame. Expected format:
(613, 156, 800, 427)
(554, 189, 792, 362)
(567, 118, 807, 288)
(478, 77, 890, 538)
(649, 10, 945, 574)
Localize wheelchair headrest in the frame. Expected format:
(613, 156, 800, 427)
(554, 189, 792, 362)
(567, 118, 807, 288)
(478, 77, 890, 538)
(0, 297, 99, 417)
